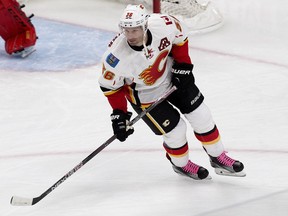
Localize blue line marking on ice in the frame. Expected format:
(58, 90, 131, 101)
(0, 17, 116, 72)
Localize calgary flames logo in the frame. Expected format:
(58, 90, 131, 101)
(139, 50, 169, 85)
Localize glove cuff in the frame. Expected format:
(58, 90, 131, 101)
(111, 109, 132, 121)
(171, 63, 194, 75)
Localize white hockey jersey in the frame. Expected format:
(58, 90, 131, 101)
(98, 13, 190, 106)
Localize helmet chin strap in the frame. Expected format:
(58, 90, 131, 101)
(142, 30, 149, 58)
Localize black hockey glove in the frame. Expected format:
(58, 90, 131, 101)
(110, 109, 134, 142)
(171, 63, 194, 91)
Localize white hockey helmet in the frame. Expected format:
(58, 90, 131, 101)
(119, 4, 149, 31)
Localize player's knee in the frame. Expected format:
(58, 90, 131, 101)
(163, 117, 187, 148)
(184, 102, 215, 133)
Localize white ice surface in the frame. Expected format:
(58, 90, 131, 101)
(1, 0, 288, 215)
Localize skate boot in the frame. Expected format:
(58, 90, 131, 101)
(208, 151, 246, 177)
(166, 154, 211, 180)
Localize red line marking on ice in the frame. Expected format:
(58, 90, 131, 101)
(1, 148, 288, 160)
(191, 46, 288, 69)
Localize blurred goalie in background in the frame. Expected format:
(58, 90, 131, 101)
(0, 0, 37, 57)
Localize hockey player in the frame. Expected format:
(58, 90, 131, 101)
(98, 4, 245, 180)
(0, 0, 37, 57)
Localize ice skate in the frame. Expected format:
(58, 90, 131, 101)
(167, 154, 211, 180)
(12, 46, 36, 58)
(208, 151, 246, 177)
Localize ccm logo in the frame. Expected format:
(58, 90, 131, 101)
(171, 69, 191, 75)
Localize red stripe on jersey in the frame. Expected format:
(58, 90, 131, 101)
(194, 126, 220, 145)
(163, 142, 189, 157)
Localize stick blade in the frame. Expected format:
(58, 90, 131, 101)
(10, 196, 33, 206)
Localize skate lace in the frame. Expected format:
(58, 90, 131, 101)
(182, 160, 199, 174)
(217, 151, 235, 166)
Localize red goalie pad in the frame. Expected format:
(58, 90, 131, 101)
(0, 0, 37, 55)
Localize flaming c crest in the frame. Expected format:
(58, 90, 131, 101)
(139, 50, 169, 85)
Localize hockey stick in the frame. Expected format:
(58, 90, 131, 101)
(10, 85, 177, 206)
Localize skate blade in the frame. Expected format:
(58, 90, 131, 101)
(12, 47, 36, 58)
(178, 172, 212, 180)
(205, 175, 212, 180)
(215, 168, 246, 177)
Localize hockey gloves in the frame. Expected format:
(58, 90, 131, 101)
(171, 63, 195, 91)
(111, 109, 134, 142)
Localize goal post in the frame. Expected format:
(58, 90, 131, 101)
(152, 0, 160, 13)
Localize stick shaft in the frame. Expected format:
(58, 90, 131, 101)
(11, 86, 177, 206)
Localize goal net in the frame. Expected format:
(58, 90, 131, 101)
(115, 0, 223, 34)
